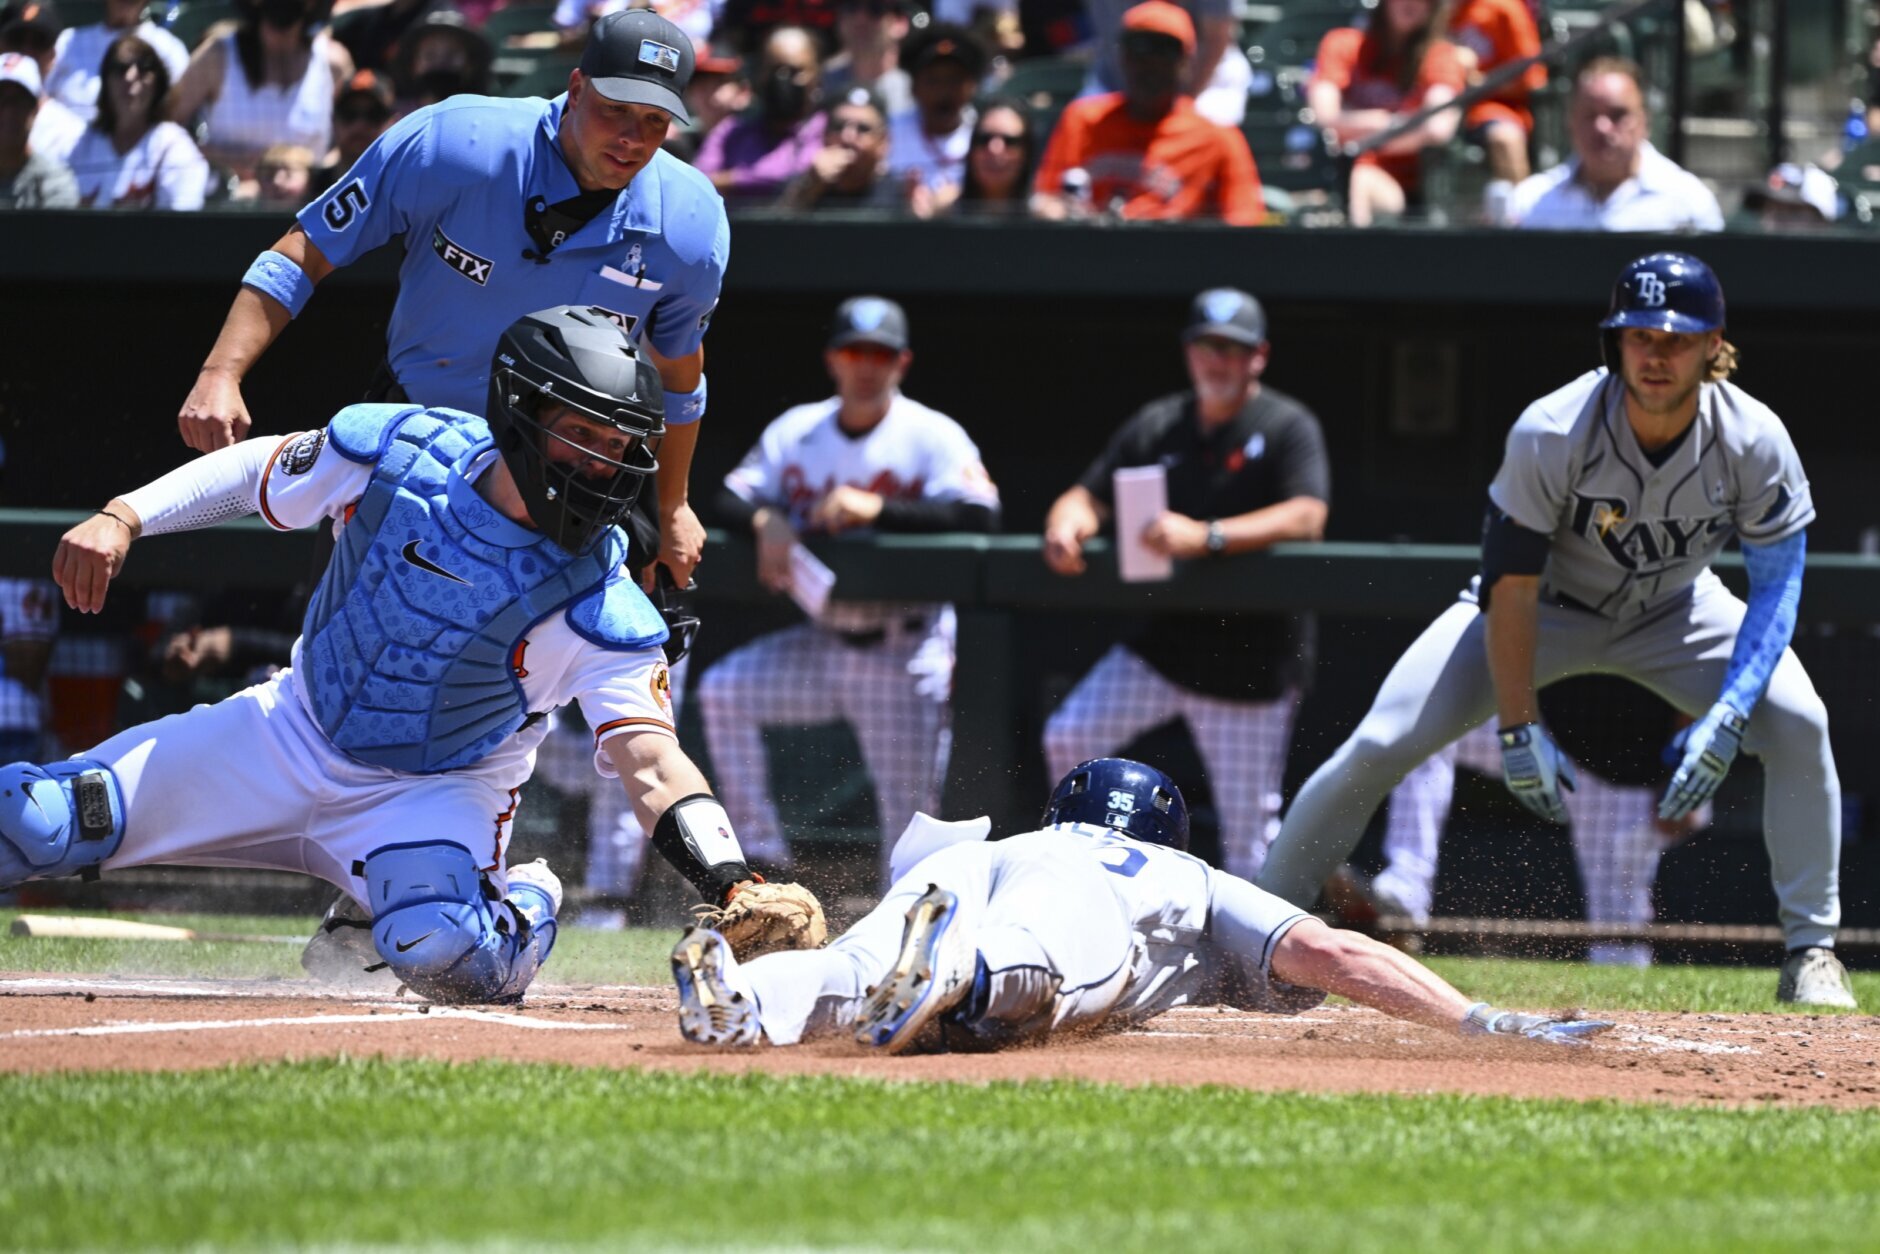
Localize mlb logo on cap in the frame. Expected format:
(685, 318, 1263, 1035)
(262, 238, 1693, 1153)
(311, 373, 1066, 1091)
(1203, 290, 1244, 325)
(639, 39, 681, 73)
(827, 295, 910, 352)
(1183, 287, 1267, 346)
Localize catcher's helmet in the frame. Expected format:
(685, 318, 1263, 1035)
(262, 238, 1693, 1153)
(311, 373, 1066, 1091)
(487, 306, 664, 555)
(1042, 758, 1190, 851)
(1599, 252, 1725, 369)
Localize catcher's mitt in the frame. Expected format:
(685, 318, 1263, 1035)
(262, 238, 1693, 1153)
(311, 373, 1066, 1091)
(696, 879, 828, 960)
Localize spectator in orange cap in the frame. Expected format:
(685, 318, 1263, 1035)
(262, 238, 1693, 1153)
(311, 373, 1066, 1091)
(1308, 0, 1465, 226)
(1031, 0, 1262, 224)
(1446, 0, 1544, 220)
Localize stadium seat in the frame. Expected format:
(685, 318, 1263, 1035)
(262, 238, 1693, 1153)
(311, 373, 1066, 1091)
(1242, 113, 1342, 202)
(1243, 0, 1371, 68)
(57, 0, 105, 27)
(501, 55, 579, 99)
(482, 2, 562, 47)
(999, 54, 1088, 114)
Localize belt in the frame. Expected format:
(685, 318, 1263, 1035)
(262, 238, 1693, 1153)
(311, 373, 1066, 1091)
(834, 615, 930, 647)
(1547, 589, 1601, 614)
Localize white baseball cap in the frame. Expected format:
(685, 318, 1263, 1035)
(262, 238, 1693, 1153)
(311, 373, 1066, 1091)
(0, 50, 42, 98)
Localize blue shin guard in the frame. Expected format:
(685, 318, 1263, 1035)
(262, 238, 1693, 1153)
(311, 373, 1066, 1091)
(361, 842, 558, 1004)
(0, 760, 126, 889)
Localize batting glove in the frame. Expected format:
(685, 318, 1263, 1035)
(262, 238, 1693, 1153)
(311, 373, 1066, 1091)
(1658, 702, 1746, 822)
(1462, 1003, 1613, 1047)
(1498, 723, 1576, 824)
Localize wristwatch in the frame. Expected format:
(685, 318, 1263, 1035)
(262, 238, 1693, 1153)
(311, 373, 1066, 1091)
(1205, 521, 1227, 556)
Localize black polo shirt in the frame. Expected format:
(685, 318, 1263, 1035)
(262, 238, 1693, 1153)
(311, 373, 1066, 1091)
(1077, 386, 1330, 700)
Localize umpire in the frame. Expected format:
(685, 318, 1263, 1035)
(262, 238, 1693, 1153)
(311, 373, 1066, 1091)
(1041, 288, 1330, 879)
(175, 10, 727, 588)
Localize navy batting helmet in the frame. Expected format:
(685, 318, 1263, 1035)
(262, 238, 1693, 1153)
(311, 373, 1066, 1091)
(1042, 758, 1190, 851)
(1599, 252, 1725, 368)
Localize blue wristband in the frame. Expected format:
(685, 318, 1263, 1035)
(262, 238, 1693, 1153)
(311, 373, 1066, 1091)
(241, 250, 316, 318)
(663, 374, 706, 427)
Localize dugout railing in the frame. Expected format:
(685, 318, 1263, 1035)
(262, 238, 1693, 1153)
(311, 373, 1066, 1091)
(3, 513, 1877, 954)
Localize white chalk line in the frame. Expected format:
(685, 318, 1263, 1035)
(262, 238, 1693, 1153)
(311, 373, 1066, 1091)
(2, 1006, 638, 1041)
(1612, 1028, 1756, 1056)
(0, 976, 667, 1001)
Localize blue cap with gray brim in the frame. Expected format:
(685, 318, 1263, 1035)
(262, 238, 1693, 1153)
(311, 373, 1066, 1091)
(828, 296, 909, 351)
(581, 10, 694, 124)
(1183, 287, 1266, 346)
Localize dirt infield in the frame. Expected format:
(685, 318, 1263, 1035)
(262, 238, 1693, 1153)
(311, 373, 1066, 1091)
(4, 972, 1878, 1108)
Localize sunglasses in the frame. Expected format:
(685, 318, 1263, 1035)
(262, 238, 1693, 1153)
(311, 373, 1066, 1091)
(971, 130, 1025, 150)
(108, 56, 160, 76)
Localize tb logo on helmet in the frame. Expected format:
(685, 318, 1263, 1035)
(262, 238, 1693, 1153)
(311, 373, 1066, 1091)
(1634, 273, 1667, 307)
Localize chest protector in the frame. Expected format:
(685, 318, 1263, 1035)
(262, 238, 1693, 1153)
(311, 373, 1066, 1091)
(301, 405, 667, 773)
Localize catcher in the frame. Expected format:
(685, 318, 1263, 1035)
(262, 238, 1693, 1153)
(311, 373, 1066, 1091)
(7, 307, 823, 1004)
(671, 758, 1609, 1052)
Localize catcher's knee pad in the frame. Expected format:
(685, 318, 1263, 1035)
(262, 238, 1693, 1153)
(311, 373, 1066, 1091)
(361, 842, 554, 1004)
(0, 759, 126, 889)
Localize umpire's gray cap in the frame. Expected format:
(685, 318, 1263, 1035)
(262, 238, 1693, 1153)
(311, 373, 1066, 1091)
(1183, 288, 1267, 346)
(582, 9, 694, 123)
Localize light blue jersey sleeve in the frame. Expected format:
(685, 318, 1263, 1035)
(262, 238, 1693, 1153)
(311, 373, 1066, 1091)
(297, 108, 445, 268)
(644, 160, 730, 360)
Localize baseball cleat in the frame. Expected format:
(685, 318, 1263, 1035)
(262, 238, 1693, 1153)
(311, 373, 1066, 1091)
(855, 885, 976, 1054)
(300, 894, 404, 993)
(671, 927, 761, 1046)
(505, 858, 564, 916)
(1777, 946, 1858, 1009)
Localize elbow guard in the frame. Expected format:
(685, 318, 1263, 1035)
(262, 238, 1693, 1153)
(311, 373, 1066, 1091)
(650, 793, 751, 900)
(1479, 503, 1552, 608)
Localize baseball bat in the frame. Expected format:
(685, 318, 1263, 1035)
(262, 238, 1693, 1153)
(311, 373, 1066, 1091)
(7, 915, 304, 945)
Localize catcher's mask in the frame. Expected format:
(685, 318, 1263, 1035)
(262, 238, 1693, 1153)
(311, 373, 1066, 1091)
(1042, 757, 1190, 851)
(487, 306, 664, 555)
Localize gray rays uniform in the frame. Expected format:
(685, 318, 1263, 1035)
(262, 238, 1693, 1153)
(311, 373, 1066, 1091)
(1258, 369, 1840, 949)
(738, 824, 1326, 1047)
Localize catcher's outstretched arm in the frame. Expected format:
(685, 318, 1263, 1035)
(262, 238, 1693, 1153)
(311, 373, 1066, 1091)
(605, 734, 754, 900)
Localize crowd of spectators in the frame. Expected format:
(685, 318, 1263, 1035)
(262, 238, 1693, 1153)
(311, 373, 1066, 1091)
(0, 0, 1873, 227)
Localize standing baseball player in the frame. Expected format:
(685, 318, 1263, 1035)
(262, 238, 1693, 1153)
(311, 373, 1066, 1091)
(176, 10, 723, 592)
(670, 757, 1612, 1051)
(1342, 680, 1710, 966)
(1259, 252, 1853, 1008)
(3, 308, 823, 1003)
(696, 297, 1000, 883)
(1041, 288, 1329, 880)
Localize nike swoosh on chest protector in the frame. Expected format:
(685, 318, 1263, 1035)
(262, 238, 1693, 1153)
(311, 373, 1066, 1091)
(402, 540, 473, 586)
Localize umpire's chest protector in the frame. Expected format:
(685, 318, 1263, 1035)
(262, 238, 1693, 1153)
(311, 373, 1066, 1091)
(300, 405, 666, 773)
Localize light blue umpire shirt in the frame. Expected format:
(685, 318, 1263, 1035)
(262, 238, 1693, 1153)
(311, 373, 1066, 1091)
(294, 92, 730, 417)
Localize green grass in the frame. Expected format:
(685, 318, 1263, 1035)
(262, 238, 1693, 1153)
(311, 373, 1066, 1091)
(6, 909, 1867, 1013)
(1, 1061, 1875, 1252)
(1424, 956, 1880, 1015)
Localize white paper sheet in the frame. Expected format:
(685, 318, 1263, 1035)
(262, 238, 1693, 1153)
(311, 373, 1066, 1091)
(1112, 464, 1173, 582)
(788, 541, 837, 619)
